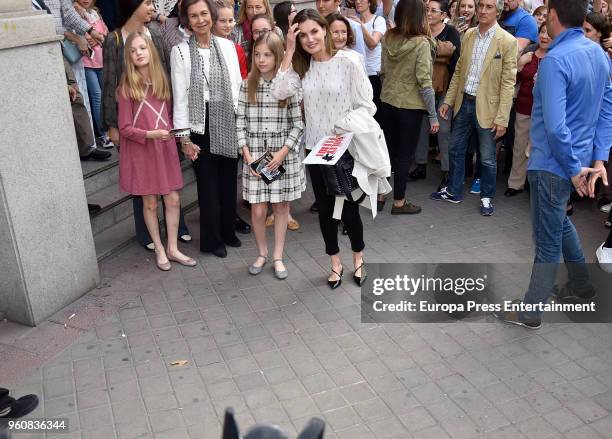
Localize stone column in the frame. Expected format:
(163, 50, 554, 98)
(0, 0, 99, 326)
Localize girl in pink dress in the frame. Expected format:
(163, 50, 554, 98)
(117, 31, 196, 271)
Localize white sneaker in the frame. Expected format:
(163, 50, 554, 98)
(101, 135, 115, 149)
(596, 244, 612, 273)
(600, 202, 612, 213)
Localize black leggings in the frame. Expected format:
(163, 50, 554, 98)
(381, 103, 426, 201)
(308, 164, 365, 256)
(369, 75, 383, 124)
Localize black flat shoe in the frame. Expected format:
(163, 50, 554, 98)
(327, 266, 343, 290)
(353, 263, 367, 286)
(504, 188, 524, 197)
(80, 149, 111, 161)
(235, 216, 251, 234)
(310, 202, 319, 213)
(408, 164, 427, 181)
(224, 236, 242, 248)
(204, 246, 227, 258)
(0, 393, 39, 418)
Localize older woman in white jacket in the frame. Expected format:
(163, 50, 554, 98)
(171, 0, 242, 258)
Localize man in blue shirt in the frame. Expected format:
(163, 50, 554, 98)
(496, 0, 612, 329)
(501, 0, 539, 52)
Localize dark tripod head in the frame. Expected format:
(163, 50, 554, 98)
(222, 408, 325, 439)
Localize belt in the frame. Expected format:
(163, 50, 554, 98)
(463, 92, 476, 101)
(247, 131, 290, 138)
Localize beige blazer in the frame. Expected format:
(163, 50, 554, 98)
(444, 25, 518, 128)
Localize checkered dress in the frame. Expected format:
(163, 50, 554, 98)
(236, 78, 305, 204)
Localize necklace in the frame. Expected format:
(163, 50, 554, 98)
(196, 38, 210, 49)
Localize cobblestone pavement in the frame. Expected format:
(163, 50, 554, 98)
(4, 175, 612, 439)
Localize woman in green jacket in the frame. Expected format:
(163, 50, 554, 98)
(379, 0, 439, 214)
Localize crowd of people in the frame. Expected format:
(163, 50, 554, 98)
(38, 0, 611, 315)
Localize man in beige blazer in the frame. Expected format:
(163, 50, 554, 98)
(432, 0, 517, 216)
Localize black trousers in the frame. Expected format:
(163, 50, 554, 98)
(369, 75, 383, 124)
(381, 103, 426, 200)
(308, 163, 364, 256)
(191, 131, 238, 252)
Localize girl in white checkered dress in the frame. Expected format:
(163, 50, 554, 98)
(236, 32, 305, 278)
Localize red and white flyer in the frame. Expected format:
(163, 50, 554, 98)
(303, 133, 354, 166)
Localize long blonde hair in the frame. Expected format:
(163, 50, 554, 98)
(237, 0, 273, 25)
(120, 32, 171, 102)
(247, 32, 288, 107)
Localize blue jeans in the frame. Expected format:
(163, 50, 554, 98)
(446, 99, 497, 198)
(522, 170, 591, 318)
(84, 67, 103, 136)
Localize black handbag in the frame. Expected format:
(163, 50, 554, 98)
(320, 151, 361, 201)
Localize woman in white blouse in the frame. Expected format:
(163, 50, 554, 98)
(171, 0, 243, 258)
(272, 9, 375, 289)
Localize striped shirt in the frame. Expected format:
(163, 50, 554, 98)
(464, 24, 497, 96)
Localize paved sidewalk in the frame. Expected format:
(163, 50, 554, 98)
(3, 175, 612, 439)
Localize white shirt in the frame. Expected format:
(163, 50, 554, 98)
(343, 48, 366, 73)
(271, 50, 376, 149)
(363, 15, 386, 76)
(170, 37, 242, 135)
(464, 24, 497, 96)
